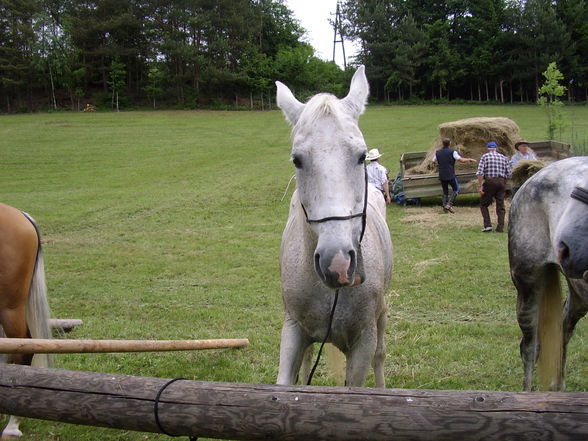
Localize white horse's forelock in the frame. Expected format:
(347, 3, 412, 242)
(292, 93, 348, 136)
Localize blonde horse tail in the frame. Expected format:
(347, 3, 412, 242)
(325, 344, 346, 386)
(26, 235, 54, 368)
(537, 268, 564, 391)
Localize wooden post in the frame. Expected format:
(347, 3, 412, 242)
(1, 365, 587, 441)
(0, 338, 249, 353)
(49, 319, 83, 332)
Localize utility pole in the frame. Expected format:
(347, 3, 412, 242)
(332, 1, 347, 68)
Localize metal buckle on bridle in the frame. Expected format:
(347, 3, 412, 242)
(300, 164, 369, 243)
(571, 186, 588, 205)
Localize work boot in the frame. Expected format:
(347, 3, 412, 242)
(446, 193, 458, 213)
(442, 195, 449, 213)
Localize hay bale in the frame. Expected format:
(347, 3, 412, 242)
(407, 117, 522, 175)
(511, 160, 545, 186)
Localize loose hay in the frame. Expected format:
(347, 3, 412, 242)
(400, 206, 481, 229)
(511, 160, 545, 186)
(407, 117, 522, 175)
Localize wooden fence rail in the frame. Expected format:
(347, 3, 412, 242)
(1, 365, 587, 440)
(0, 338, 249, 353)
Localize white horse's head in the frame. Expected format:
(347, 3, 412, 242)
(276, 66, 370, 289)
(555, 182, 588, 282)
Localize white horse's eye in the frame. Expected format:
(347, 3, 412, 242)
(358, 153, 367, 164)
(292, 155, 303, 169)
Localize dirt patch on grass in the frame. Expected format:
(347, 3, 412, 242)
(400, 206, 481, 229)
(399, 200, 512, 231)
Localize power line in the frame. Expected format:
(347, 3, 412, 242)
(332, 1, 347, 68)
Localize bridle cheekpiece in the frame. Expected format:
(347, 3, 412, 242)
(300, 164, 369, 243)
(571, 186, 588, 206)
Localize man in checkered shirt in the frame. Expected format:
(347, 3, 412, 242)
(476, 141, 512, 233)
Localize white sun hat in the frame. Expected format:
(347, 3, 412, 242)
(366, 148, 383, 161)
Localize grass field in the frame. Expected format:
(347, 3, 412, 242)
(1, 105, 588, 440)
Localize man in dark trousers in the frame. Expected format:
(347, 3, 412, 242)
(432, 138, 477, 213)
(476, 141, 512, 232)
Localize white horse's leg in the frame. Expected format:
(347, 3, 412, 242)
(277, 315, 310, 385)
(372, 311, 387, 388)
(299, 345, 314, 385)
(345, 326, 377, 387)
(2, 415, 23, 439)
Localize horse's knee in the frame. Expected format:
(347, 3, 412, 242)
(345, 337, 377, 387)
(277, 322, 310, 385)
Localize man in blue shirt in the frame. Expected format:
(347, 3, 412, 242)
(433, 138, 477, 213)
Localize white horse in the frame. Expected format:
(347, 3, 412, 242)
(509, 156, 588, 391)
(276, 66, 393, 387)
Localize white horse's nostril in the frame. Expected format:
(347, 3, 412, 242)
(327, 250, 352, 285)
(557, 241, 570, 263)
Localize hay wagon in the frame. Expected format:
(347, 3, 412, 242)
(398, 140, 571, 199)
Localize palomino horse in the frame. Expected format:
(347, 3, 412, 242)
(0, 203, 53, 438)
(276, 66, 393, 387)
(509, 156, 588, 391)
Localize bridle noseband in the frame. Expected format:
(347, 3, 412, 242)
(300, 164, 369, 243)
(571, 186, 588, 206)
(299, 165, 369, 386)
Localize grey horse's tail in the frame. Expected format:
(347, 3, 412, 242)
(299, 344, 345, 385)
(325, 344, 346, 385)
(537, 268, 563, 391)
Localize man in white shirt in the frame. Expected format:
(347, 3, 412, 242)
(509, 140, 538, 195)
(366, 148, 391, 204)
(510, 140, 538, 167)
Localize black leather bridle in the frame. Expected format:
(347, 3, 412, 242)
(299, 164, 369, 243)
(571, 186, 588, 205)
(299, 163, 369, 386)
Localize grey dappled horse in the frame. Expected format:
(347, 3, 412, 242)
(509, 156, 588, 391)
(276, 66, 393, 387)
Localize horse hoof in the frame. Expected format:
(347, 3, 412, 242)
(1, 429, 23, 439)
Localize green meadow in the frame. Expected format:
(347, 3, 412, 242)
(1, 105, 588, 440)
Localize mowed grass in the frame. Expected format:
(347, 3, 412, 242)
(1, 105, 588, 440)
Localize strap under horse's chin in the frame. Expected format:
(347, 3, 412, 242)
(571, 186, 588, 205)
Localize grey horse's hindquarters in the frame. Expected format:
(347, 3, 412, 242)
(509, 156, 588, 391)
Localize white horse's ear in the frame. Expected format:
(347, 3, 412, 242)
(276, 81, 305, 126)
(341, 65, 369, 120)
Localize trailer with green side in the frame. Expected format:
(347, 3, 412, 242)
(398, 141, 571, 199)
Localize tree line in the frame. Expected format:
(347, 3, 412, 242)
(0, 0, 349, 112)
(1, 0, 587, 112)
(341, 0, 588, 103)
